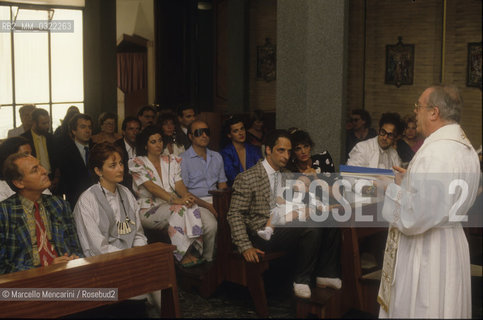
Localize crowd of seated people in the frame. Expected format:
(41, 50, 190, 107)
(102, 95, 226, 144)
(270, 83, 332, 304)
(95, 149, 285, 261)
(0, 102, 431, 311)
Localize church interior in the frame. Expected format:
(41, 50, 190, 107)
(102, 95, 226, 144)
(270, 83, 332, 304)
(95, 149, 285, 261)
(0, 0, 481, 318)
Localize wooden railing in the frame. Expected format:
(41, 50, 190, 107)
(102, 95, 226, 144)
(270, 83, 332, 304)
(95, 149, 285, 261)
(0, 242, 180, 318)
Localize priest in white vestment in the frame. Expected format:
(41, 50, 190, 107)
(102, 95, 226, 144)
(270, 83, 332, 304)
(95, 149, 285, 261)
(378, 85, 480, 318)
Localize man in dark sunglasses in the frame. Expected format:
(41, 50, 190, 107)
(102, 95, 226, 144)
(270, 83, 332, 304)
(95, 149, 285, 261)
(180, 120, 228, 261)
(347, 112, 403, 169)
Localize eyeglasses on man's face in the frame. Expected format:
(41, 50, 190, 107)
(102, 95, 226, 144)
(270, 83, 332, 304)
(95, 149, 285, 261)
(378, 128, 395, 140)
(350, 117, 361, 122)
(414, 102, 433, 112)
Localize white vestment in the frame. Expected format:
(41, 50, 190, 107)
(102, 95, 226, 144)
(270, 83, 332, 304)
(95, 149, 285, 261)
(347, 136, 401, 169)
(379, 124, 480, 318)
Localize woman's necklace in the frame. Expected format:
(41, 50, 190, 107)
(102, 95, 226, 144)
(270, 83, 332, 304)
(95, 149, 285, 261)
(100, 184, 135, 235)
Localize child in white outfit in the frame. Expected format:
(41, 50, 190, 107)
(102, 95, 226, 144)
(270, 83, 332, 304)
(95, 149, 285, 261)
(257, 175, 327, 240)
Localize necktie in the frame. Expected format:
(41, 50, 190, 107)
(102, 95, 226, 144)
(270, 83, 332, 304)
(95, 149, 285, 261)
(33, 202, 58, 266)
(84, 146, 89, 165)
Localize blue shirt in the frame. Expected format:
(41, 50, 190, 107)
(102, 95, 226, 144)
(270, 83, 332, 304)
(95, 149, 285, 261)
(220, 142, 263, 186)
(180, 146, 227, 198)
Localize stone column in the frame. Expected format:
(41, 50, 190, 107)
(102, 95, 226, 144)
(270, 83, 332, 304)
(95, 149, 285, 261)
(277, 0, 348, 167)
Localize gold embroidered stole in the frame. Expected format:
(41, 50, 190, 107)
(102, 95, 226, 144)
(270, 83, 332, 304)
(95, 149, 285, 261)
(377, 226, 400, 313)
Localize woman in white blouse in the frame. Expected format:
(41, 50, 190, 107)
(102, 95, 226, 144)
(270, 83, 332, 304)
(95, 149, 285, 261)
(73, 142, 158, 312)
(128, 125, 217, 267)
(73, 142, 147, 256)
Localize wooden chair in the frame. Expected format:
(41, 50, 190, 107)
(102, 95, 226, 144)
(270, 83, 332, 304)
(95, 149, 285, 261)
(341, 227, 386, 316)
(210, 189, 286, 317)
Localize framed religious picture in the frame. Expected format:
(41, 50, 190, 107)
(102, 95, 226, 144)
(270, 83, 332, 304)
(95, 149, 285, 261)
(257, 38, 276, 82)
(385, 37, 414, 88)
(467, 42, 482, 89)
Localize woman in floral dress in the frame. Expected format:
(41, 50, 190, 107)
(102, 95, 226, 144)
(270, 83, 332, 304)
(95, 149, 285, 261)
(128, 125, 207, 266)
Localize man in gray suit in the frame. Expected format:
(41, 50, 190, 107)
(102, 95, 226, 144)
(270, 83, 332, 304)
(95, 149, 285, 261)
(227, 130, 340, 299)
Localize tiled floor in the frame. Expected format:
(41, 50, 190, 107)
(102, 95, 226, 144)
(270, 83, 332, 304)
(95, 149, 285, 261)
(177, 275, 482, 319)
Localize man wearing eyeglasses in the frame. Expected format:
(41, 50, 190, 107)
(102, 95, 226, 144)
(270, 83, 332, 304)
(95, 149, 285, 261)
(377, 86, 480, 318)
(347, 112, 403, 169)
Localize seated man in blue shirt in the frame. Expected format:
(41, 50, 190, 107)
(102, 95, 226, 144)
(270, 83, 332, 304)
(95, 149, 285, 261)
(180, 120, 228, 262)
(180, 120, 229, 200)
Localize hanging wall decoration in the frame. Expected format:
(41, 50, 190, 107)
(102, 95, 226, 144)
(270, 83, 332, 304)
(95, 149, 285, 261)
(467, 42, 482, 89)
(385, 36, 414, 88)
(257, 38, 276, 82)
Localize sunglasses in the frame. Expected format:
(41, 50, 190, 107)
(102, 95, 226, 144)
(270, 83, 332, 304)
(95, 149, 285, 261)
(192, 128, 210, 137)
(350, 117, 361, 122)
(378, 128, 395, 139)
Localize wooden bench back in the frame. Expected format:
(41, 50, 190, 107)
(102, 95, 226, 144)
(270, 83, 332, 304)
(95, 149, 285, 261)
(0, 243, 179, 318)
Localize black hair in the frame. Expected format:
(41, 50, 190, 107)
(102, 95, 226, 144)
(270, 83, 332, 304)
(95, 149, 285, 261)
(158, 112, 183, 147)
(379, 112, 404, 136)
(70, 113, 93, 134)
(264, 129, 291, 151)
(289, 129, 314, 149)
(137, 105, 156, 118)
(158, 112, 177, 126)
(176, 105, 196, 118)
(31, 108, 49, 124)
(220, 115, 245, 148)
(247, 109, 264, 129)
(135, 125, 164, 156)
(351, 109, 371, 128)
(121, 116, 141, 131)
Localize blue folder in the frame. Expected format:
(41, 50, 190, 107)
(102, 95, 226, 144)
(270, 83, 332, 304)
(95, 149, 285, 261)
(339, 165, 394, 177)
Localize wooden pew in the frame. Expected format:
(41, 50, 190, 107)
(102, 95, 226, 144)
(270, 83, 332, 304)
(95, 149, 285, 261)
(0, 242, 180, 318)
(210, 189, 286, 318)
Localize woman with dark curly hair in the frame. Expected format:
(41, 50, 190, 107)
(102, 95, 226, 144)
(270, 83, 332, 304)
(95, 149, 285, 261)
(287, 128, 335, 175)
(158, 112, 185, 156)
(286, 128, 341, 290)
(128, 125, 216, 267)
(246, 109, 266, 147)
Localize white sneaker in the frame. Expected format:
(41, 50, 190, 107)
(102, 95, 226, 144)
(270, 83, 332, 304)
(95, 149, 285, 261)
(316, 277, 342, 290)
(293, 282, 311, 299)
(257, 226, 274, 241)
